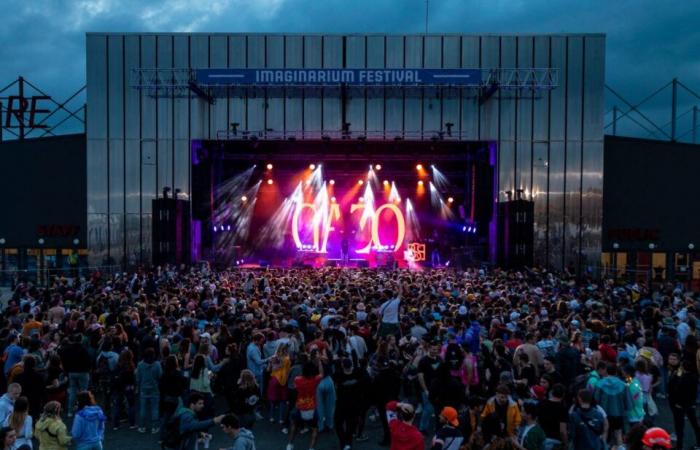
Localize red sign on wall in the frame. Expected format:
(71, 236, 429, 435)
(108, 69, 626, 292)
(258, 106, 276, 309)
(37, 225, 81, 237)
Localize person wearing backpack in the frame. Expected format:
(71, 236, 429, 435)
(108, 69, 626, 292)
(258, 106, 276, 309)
(95, 341, 118, 419)
(135, 348, 162, 434)
(167, 393, 224, 450)
(569, 389, 606, 450)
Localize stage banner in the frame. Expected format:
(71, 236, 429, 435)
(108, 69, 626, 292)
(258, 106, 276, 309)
(195, 68, 482, 87)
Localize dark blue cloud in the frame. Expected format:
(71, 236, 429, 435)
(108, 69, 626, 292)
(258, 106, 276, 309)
(1, 0, 699, 140)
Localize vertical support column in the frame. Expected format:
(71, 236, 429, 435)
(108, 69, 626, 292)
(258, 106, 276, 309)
(671, 78, 678, 142)
(612, 105, 618, 136)
(18, 76, 25, 140)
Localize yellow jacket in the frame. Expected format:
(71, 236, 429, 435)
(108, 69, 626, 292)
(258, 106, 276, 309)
(36, 416, 71, 450)
(481, 396, 522, 437)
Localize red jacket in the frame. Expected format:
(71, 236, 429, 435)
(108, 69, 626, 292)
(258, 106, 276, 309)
(386, 401, 424, 450)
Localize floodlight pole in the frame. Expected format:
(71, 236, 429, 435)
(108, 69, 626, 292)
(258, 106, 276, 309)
(671, 78, 678, 142)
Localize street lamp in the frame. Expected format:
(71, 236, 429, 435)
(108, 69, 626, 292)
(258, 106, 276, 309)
(0, 238, 5, 285)
(73, 238, 80, 246)
(37, 238, 45, 285)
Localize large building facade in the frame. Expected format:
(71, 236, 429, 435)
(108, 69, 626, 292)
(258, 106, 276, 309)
(86, 33, 605, 271)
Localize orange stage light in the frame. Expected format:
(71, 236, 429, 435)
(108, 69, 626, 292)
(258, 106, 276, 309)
(309, 164, 316, 170)
(266, 163, 273, 170)
(241, 195, 248, 202)
(329, 179, 335, 185)
(447, 197, 454, 203)
(267, 179, 274, 185)
(375, 164, 382, 170)
(416, 163, 423, 171)
(358, 179, 364, 185)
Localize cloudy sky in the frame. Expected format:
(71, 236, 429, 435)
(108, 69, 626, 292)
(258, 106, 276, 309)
(1, 0, 699, 140)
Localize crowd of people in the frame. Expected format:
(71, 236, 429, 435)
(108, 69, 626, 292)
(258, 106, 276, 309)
(0, 263, 698, 450)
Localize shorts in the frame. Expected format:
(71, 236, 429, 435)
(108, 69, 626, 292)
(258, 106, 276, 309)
(292, 408, 319, 427)
(608, 416, 624, 432)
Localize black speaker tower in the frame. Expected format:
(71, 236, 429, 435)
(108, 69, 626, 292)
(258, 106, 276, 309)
(152, 188, 191, 266)
(497, 193, 534, 268)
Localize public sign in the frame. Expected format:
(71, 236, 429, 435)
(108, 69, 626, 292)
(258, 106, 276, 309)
(196, 68, 482, 87)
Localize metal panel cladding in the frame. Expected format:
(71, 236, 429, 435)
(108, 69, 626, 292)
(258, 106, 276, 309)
(86, 33, 605, 271)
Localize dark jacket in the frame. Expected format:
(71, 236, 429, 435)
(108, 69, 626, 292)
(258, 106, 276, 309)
(668, 368, 698, 408)
(160, 369, 188, 399)
(60, 343, 91, 373)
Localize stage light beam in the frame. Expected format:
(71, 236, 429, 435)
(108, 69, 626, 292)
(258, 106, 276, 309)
(358, 179, 364, 185)
(416, 164, 423, 171)
(266, 163, 273, 170)
(375, 164, 382, 170)
(309, 164, 316, 170)
(329, 179, 335, 185)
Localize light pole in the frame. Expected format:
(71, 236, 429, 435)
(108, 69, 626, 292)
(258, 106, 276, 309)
(0, 238, 5, 286)
(38, 238, 45, 285)
(612, 242, 619, 280)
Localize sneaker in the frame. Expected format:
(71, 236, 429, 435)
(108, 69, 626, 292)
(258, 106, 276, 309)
(285, 444, 294, 450)
(138, 428, 146, 433)
(356, 434, 368, 442)
(151, 428, 159, 434)
(281, 428, 289, 434)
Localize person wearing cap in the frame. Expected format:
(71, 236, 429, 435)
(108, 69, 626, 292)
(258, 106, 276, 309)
(385, 400, 423, 450)
(641, 427, 672, 450)
(430, 406, 463, 450)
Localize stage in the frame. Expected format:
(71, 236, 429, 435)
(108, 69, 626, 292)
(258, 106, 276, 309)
(191, 138, 496, 269)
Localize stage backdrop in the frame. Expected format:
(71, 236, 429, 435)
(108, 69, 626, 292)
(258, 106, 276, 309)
(86, 33, 605, 271)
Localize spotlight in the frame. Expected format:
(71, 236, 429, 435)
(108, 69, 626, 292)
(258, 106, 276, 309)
(213, 226, 218, 232)
(375, 164, 382, 170)
(358, 179, 364, 185)
(359, 197, 365, 203)
(467, 226, 472, 233)
(309, 164, 316, 170)
(329, 179, 335, 185)
(416, 163, 423, 171)
(241, 195, 248, 202)
(267, 179, 274, 185)
(227, 225, 231, 231)
(417, 180, 424, 187)
(331, 196, 337, 203)
(447, 197, 454, 203)
(383, 180, 389, 186)
(462, 225, 467, 232)
(266, 163, 273, 170)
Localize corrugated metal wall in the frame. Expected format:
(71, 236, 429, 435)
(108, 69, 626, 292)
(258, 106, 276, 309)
(86, 33, 605, 271)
